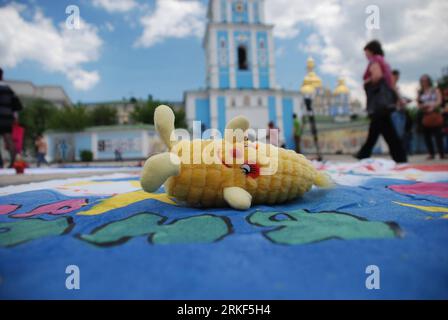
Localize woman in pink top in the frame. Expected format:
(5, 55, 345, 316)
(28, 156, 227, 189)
(356, 40, 407, 163)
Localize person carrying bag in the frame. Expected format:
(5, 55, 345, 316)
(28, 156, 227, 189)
(418, 74, 444, 159)
(356, 40, 407, 163)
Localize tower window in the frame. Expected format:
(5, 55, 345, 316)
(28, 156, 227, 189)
(237, 45, 248, 70)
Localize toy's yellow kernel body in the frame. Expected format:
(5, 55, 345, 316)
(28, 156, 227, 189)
(164, 140, 320, 207)
(140, 105, 332, 210)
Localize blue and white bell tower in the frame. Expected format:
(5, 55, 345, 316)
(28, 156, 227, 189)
(205, 0, 276, 90)
(185, 0, 302, 149)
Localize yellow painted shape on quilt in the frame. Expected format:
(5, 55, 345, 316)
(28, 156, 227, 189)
(394, 201, 448, 214)
(78, 190, 176, 216)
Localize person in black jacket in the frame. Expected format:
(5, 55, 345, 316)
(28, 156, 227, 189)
(0, 68, 23, 168)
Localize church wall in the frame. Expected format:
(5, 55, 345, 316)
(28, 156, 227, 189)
(217, 96, 227, 133)
(330, 94, 350, 117)
(186, 89, 301, 147)
(217, 30, 230, 89)
(282, 97, 295, 149)
(186, 0, 302, 148)
(213, 0, 264, 24)
(268, 96, 276, 125)
(231, 0, 249, 23)
(206, 25, 274, 90)
(226, 104, 269, 131)
(256, 31, 270, 88)
(195, 98, 212, 130)
(253, 1, 260, 23)
(267, 30, 276, 88)
(220, 0, 227, 22)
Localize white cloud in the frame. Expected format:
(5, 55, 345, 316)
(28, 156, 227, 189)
(67, 69, 100, 91)
(275, 46, 285, 57)
(299, 33, 324, 56)
(266, 0, 448, 102)
(398, 81, 419, 102)
(265, 0, 342, 39)
(103, 21, 115, 32)
(0, 4, 102, 91)
(92, 0, 137, 13)
(135, 0, 206, 48)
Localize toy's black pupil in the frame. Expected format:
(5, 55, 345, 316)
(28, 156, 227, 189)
(241, 165, 251, 174)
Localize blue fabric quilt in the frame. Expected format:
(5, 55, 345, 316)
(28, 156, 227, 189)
(0, 160, 447, 299)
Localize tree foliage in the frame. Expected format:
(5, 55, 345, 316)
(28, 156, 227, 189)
(438, 73, 448, 89)
(19, 98, 57, 137)
(47, 104, 92, 132)
(437, 73, 448, 104)
(131, 99, 187, 128)
(18, 98, 58, 150)
(173, 107, 187, 129)
(90, 105, 118, 126)
(130, 99, 158, 125)
(18, 96, 186, 149)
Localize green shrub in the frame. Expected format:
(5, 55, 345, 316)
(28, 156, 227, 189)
(80, 150, 93, 162)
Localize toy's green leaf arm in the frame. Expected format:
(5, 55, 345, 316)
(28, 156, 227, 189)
(225, 116, 250, 143)
(225, 116, 250, 131)
(223, 187, 252, 210)
(141, 152, 180, 193)
(154, 105, 175, 149)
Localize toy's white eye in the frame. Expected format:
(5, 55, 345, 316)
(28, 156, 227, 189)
(241, 164, 251, 175)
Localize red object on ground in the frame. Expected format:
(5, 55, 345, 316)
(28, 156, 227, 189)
(389, 182, 448, 199)
(13, 160, 27, 174)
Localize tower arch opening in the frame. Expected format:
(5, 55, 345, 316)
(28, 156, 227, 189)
(237, 45, 249, 70)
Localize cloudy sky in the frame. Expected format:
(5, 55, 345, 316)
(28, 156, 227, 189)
(0, 0, 447, 103)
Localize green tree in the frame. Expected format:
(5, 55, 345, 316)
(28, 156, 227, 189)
(90, 105, 118, 126)
(438, 72, 448, 104)
(438, 73, 448, 89)
(18, 98, 58, 150)
(131, 99, 187, 128)
(130, 99, 159, 125)
(48, 105, 91, 132)
(174, 107, 187, 129)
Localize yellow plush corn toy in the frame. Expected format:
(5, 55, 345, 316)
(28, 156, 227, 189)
(141, 105, 332, 210)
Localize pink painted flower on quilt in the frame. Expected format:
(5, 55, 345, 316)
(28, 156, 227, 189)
(389, 182, 448, 199)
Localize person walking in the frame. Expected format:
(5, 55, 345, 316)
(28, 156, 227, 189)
(390, 70, 406, 147)
(390, 69, 413, 155)
(0, 68, 23, 168)
(293, 113, 302, 153)
(35, 134, 48, 167)
(266, 121, 280, 146)
(441, 87, 448, 154)
(114, 148, 123, 162)
(356, 40, 407, 163)
(417, 74, 444, 160)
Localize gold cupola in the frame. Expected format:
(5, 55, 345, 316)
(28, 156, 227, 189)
(333, 78, 349, 95)
(300, 56, 322, 94)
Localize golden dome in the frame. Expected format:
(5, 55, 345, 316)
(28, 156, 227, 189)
(300, 83, 315, 95)
(300, 56, 322, 94)
(306, 57, 315, 71)
(334, 78, 349, 95)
